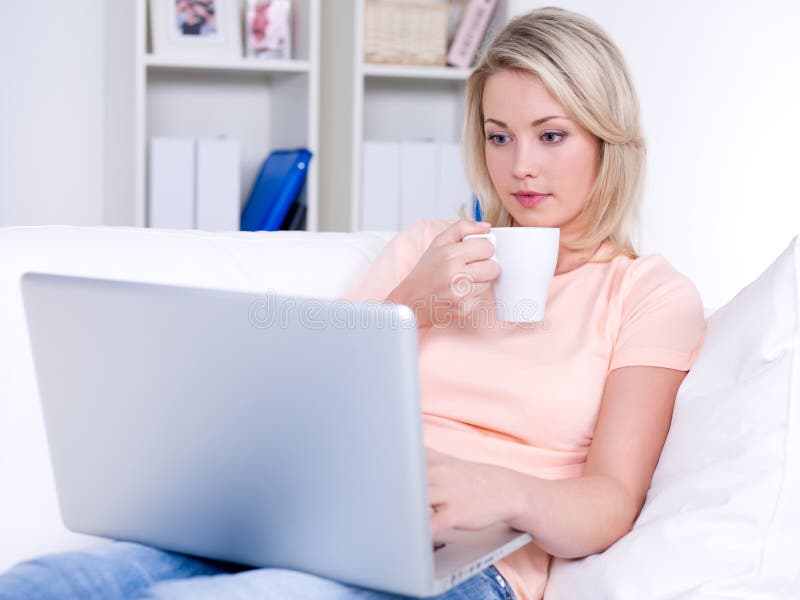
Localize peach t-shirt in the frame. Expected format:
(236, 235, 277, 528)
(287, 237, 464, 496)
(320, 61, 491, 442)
(346, 219, 707, 600)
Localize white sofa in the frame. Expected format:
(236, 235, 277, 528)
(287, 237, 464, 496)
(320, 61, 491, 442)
(0, 226, 392, 572)
(2, 225, 799, 599)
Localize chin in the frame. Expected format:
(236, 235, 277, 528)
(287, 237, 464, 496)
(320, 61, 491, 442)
(505, 209, 554, 229)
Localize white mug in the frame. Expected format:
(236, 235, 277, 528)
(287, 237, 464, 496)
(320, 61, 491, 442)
(464, 227, 560, 323)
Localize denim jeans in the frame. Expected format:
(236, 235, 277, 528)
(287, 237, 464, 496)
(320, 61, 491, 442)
(0, 542, 517, 600)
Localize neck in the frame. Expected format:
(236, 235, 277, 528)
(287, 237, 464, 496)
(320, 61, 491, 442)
(554, 241, 604, 276)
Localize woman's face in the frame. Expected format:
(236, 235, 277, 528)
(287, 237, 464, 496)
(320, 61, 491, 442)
(482, 69, 601, 239)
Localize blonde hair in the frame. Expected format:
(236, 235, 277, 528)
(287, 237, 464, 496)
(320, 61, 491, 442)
(463, 6, 645, 259)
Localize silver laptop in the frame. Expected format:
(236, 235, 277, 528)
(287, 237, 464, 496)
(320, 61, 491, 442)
(20, 272, 531, 597)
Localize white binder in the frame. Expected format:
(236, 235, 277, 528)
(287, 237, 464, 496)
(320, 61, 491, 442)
(147, 138, 195, 229)
(435, 143, 472, 221)
(195, 138, 241, 232)
(361, 141, 401, 231)
(399, 140, 437, 228)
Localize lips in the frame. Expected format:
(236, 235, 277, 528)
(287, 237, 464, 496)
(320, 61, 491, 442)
(514, 192, 550, 208)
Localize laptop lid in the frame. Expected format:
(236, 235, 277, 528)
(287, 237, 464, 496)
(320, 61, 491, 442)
(21, 272, 441, 594)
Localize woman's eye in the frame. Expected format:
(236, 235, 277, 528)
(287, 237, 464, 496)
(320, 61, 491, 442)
(487, 133, 510, 145)
(542, 131, 565, 143)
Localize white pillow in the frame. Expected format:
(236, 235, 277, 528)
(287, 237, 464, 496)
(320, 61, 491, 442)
(546, 235, 800, 599)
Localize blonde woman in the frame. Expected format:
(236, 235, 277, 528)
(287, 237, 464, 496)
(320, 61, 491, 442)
(0, 7, 705, 600)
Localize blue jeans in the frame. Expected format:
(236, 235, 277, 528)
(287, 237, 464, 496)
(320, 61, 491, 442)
(0, 542, 516, 600)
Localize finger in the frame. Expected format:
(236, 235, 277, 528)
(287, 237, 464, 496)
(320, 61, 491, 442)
(426, 447, 444, 463)
(427, 486, 448, 507)
(458, 237, 496, 263)
(430, 506, 455, 538)
(427, 447, 455, 464)
(426, 460, 447, 483)
(459, 287, 496, 319)
(433, 219, 490, 247)
(465, 259, 501, 284)
(447, 271, 496, 302)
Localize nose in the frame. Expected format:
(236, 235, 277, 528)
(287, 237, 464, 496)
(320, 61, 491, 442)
(511, 142, 540, 180)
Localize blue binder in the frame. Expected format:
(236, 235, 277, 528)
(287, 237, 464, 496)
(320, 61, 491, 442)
(240, 149, 313, 231)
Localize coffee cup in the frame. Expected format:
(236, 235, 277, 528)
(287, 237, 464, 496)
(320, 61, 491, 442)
(464, 227, 559, 323)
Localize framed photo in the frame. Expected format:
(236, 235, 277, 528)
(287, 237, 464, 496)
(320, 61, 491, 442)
(149, 0, 243, 58)
(245, 0, 292, 60)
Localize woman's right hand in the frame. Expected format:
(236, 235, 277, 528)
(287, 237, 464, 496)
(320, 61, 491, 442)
(386, 220, 500, 328)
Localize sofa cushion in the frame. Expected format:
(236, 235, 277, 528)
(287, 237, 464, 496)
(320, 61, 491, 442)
(546, 235, 800, 598)
(0, 226, 390, 571)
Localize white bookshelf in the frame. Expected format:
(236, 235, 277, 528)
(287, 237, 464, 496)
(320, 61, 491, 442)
(144, 55, 313, 74)
(361, 64, 472, 80)
(318, 0, 509, 232)
(107, 0, 321, 230)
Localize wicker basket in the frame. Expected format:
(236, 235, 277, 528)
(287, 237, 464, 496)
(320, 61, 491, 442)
(364, 1, 449, 66)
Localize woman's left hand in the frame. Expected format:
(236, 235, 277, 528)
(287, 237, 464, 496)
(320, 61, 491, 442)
(427, 448, 523, 538)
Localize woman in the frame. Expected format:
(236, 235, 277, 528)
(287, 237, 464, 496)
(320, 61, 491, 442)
(0, 7, 705, 600)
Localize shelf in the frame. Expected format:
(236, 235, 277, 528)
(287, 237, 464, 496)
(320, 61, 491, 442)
(361, 63, 472, 81)
(130, 0, 320, 230)
(144, 54, 312, 74)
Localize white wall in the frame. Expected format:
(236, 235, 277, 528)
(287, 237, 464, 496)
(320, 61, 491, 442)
(2, 2, 798, 306)
(509, 0, 800, 308)
(0, 2, 105, 226)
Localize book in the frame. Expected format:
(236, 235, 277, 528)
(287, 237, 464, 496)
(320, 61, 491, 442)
(360, 141, 474, 228)
(399, 140, 437, 228)
(446, 0, 499, 69)
(147, 137, 195, 229)
(240, 149, 312, 231)
(435, 143, 473, 220)
(195, 138, 241, 232)
(280, 194, 307, 230)
(361, 141, 402, 231)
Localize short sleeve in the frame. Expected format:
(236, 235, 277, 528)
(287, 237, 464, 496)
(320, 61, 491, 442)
(609, 255, 707, 372)
(344, 219, 451, 302)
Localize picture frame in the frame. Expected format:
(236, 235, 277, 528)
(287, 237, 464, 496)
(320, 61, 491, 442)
(149, 0, 243, 58)
(245, 0, 292, 60)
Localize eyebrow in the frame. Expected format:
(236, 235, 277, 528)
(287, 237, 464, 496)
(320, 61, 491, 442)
(484, 115, 569, 128)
